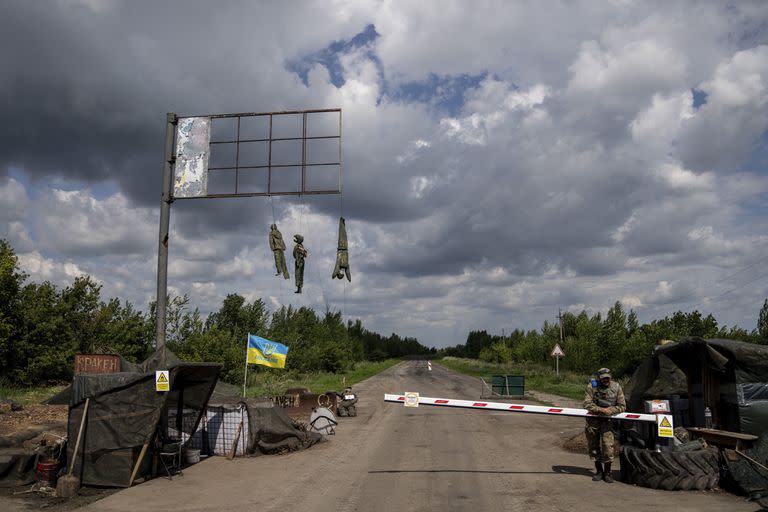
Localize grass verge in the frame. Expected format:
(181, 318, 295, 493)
(438, 357, 589, 401)
(0, 385, 67, 405)
(244, 359, 401, 398)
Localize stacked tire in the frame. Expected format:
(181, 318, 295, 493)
(620, 445, 720, 490)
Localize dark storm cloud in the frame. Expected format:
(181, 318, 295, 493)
(0, 1, 368, 206)
(3, 1, 768, 348)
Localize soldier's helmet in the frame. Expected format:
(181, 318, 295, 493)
(598, 367, 612, 378)
(294, 234, 304, 243)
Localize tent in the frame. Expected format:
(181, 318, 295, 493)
(625, 337, 768, 494)
(66, 349, 221, 487)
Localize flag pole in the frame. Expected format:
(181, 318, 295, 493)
(243, 333, 250, 398)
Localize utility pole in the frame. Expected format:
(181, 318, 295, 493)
(558, 308, 564, 345)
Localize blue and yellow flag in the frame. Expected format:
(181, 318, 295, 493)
(247, 334, 288, 369)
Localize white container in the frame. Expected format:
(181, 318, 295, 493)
(185, 448, 201, 464)
(644, 400, 671, 413)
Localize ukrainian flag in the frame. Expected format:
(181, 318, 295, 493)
(247, 334, 288, 369)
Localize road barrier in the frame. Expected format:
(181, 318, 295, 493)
(384, 394, 657, 423)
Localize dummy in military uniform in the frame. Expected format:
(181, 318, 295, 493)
(332, 217, 351, 282)
(292, 234, 308, 293)
(269, 224, 289, 279)
(584, 367, 626, 483)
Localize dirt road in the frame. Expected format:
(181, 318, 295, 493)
(86, 361, 758, 512)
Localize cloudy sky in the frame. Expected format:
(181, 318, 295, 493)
(2, 0, 768, 348)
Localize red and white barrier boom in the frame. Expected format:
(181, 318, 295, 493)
(384, 393, 657, 423)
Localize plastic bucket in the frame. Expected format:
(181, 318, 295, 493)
(185, 448, 201, 464)
(36, 461, 59, 487)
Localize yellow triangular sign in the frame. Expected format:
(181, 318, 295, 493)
(660, 417, 672, 428)
(157, 372, 168, 383)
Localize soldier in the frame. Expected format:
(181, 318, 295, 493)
(584, 367, 625, 483)
(269, 224, 289, 279)
(292, 234, 308, 294)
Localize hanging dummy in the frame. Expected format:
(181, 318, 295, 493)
(292, 234, 308, 293)
(332, 217, 351, 282)
(269, 224, 290, 279)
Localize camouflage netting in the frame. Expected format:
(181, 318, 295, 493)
(244, 399, 324, 454)
(625, 337, 768, 494)
(207, 386, 324, 455)
(66, 349, 221, 487)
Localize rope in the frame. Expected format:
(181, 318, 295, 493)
(340, 189, 346, 320)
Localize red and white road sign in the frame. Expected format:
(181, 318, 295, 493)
(427, 361, 432, 371)
(384, 394, 656, 423)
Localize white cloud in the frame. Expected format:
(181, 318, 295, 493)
(568, 38, 686, 101)
(440, 81, 549, 146)
(35, 188, 155, 256)
(654, 163, 713, 191)
(678, 45, 768, 172)
(704, 45, 768, 108)
(397, 138, 431, 165)
(0, 177, 28, 222)
(629, 91, 694, 151)
(18, 250, 87, 284)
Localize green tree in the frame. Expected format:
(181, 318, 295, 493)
(758, 299, 768, 345)
(627, 310, 639, 336)
(601, 301, 627, 367)
(16, 281, 70, 384)
(91, 298, 153, 362)
(565, 311, 601, 373)
(0, 240, 27, 381)
(479, 341, 512, 364)
(59, 276, 102, 354)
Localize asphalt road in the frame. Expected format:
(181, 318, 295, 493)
(86, 361, 759, 512)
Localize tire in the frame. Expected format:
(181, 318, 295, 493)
(620, 446, 719, 491)
(626, 446, 654, 486)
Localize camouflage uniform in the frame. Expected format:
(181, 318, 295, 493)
(269, 224, 289, 279)
(583, 380, 626, 463)
(332, 217, 351, 282)
(292, 234, 308, 293)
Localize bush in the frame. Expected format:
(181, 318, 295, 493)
(479, 342, 512, 364)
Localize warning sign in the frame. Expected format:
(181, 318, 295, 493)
(657, 413, 674, 438)
(404, 392, 419, 407)
(551, 344, 565, 358)
(155, 370, 170, 392)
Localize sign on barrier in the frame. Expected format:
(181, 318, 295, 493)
(657, 414, 674, 438)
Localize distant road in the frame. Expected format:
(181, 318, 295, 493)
(88, 361, 754, 512)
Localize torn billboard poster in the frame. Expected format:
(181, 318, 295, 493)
(174, 117, 210, 198)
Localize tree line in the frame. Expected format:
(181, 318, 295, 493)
(441, 300, 768, 377)
(0, 240, 434, 387)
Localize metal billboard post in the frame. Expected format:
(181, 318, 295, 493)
(155, 112, 177, 356)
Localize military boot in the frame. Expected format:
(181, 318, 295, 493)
(592, 462, 603, 481)
(603, 462, 613, 483)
